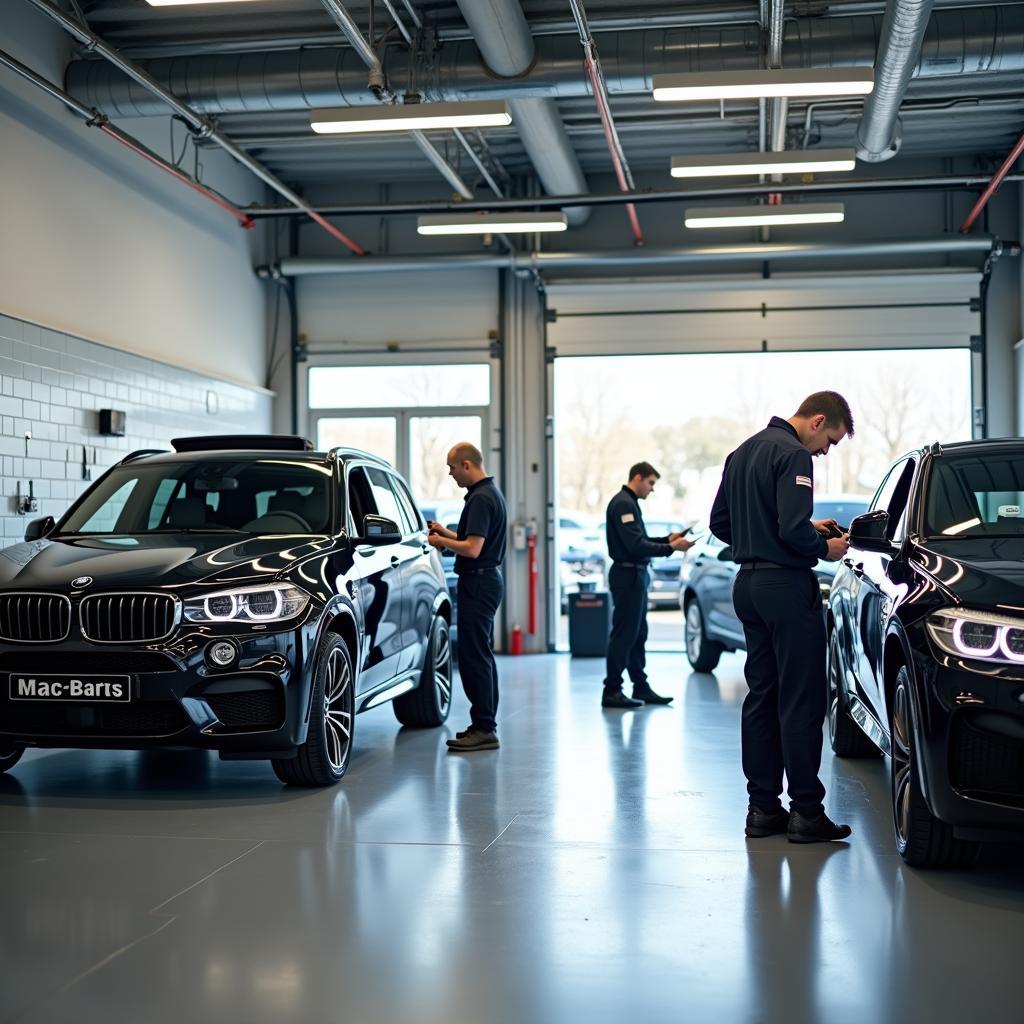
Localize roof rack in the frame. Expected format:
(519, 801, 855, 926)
(327, 446, 393, 466)
(120, 448, 171, 464)
(929, 441, 943, 457)
(171, 435, 314, 454)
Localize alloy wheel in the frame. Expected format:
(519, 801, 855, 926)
(433, 622, 453, 716)
(685, 602, 702, 661)
(891, 683, 913, 846)
(827, 634, 841, 745)
(323, 646, 353, 772)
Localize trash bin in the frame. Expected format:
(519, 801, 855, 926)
(568, 590, 611, 657)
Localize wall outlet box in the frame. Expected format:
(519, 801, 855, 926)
(99, 409, 126, 436)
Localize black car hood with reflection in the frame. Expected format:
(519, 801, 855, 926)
(0, 533, 333, 591)
(910, 537, 1024, 608)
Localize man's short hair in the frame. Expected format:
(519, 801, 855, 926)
(450, 442, 484, 467)
(628, 461, 660, 481)
(795, 391, 855, 437)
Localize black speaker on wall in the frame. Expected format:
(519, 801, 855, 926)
(99, 409, 126, 436)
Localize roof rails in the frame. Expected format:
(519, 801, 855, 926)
(171, 435, 314, 454)
(326, 446, 393, 466)
(120, 448, 171, 464)
(929, 441, 943, 457)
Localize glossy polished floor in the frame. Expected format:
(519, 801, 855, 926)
(1, 651, 1022, 1024)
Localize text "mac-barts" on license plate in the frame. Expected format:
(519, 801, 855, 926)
(9, 676, 130, 701)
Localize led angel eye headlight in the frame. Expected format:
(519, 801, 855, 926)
(952, 618, 1000, 657)
(205, 593, 238, 621)
(926, 608, 1024, 665)
(243, 589, 284, 621)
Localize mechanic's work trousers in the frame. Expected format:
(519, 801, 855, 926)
(603, 563, 650, 693)
(455, 568, 504, 734)
(733, 567, 827, 817)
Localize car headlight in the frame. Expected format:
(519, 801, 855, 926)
(183, 585, 311, 624)
(925, 608, 1024, 664)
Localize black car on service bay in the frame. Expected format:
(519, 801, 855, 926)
(828, 439, 1024, 866)
(0, 436, 453, 787)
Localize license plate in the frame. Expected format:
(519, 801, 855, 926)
(8, 674, 131, 702)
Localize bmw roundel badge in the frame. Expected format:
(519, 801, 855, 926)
(71, 576, 93, 589)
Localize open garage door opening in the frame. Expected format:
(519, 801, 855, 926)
(553, 347, 974, 654)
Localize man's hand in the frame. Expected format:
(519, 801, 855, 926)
(427, 520, 455, 540)
(670, 536, 696, 552)
(824, 534, 850, 561)
(427, 533, 448, 551)
(813, 518, 840, 536)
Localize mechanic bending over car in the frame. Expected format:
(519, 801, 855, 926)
(710, 392, 855, 845)
(427, 443, 508, 753)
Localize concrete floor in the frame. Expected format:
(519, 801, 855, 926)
(1, 651, 1022, 1024)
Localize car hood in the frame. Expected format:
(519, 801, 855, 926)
(0, 533, 331, 592)
(910, 538, 1024, 607)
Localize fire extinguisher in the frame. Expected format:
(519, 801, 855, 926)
(510, 624, 523, 655)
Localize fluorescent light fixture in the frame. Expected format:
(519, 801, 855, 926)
(417, 213, 569, 236)
(311, 101, 512, 135)
(671, 148, 856, 179)
(145, 1, 275, 5)
(684, 203, 845, 228)
(653, 69, 875, 102)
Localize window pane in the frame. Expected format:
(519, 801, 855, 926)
(317, 417, 397, 466)
(409, 415, 483, 506)
(367, 468, 405, 528)
(309, 364, 490, 409)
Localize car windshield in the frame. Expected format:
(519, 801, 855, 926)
(924, 448, 1024, 538)
(57, 459, 333, 536)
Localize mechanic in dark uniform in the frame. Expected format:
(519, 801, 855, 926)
(710, 391, 853, 843)
(427, 442, 507, 752)
(602, 461, 695, 709)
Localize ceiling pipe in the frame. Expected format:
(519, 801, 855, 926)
(318, 0, 474, 199)
(240, 173, 1024, 218)
(24, 0, 368, 255)
(66, 8, 1024, 117)
(568, 0, 644, 244)
(453, 0, 591, 225)
(960, 132, 1024, 234)
(855, 0, 937, 161)
(259, 236, 1008, 277)
(0, 46, 255, 229)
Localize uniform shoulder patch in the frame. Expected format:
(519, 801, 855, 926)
(795, 475, 812, 487)
(620, 513, 636, 523)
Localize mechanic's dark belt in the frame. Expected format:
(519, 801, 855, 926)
(613, 561, 647, 569)
(738, 560, 803, 570)
(458, 565, 500, 576)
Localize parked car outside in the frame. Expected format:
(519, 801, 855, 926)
(558, 512, 606, 611)
(679, 496, 870, 671)
(641, 518, 690, 609)
(828, 439, 1024, 867)
(0, 436, 453, 788)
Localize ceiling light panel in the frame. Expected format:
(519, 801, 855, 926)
(653, 69, 875, 101)
(311, 101, 512, 135)
(684, 204, 846, 228)
(145, 1, 277, 5)
(671, 149, 856, 178)
(417, 213, 569, 236)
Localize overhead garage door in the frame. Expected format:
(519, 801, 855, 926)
(545, 270, 981, 357)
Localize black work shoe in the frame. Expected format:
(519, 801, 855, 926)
(632, 684, 673, 705)
(787, 810, 852, 844)
(602, 690, 644, 709)
(455, 725, 475, 739)
(745, 804, 791, 838)
(446, 731, 500, 752)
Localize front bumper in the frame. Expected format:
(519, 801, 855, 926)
(913, 646, 1024, 837)
(0, 619, 317, 758)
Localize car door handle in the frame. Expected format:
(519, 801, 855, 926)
(421, 543, 430, 553)
(390, 555, 400, 566)
(356, 545, 375, 557)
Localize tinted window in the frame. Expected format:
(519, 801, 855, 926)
(390, 476, 423, 533)
(61, 460, 332, 535)
(347, 467, 377, 530)
(367, 468, 405, 529)
(870, 461, 915, 540)
(925, 449, 1024, 537)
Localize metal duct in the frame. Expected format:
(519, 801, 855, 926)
(856, 0, 937, 161)
(65, 8, 1024, 116)
(453, 0, 590, 225)
(264, 235, 1002, 276)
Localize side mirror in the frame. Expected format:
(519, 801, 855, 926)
(25, 516, 55, 542)
(362, 514, 402, 544)
(849, 510, 892, 553)
(718, 545, 735, 562)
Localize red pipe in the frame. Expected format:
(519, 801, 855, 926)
(527, 531, 538, 635)
(960, 131, 1024, 234)
(584, 56, 644, 246)
(98, 123, 255, 230)
(304, 209, 369, 255)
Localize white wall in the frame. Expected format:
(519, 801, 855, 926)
(0, 7, 269, 389)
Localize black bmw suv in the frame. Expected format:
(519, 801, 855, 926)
(0, 436, 453, 787)
(827, 439, 1024, 866)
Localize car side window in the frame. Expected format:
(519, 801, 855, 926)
(366, 468, 405, 530)
(389, 475, 423, 534)
(347, 467, 378, 533)
(870, 459, 916, 540)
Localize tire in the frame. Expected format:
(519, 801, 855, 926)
(273, 633, 354, 787)
(0, 746, 23, 774)
(684, 597, 723, 672)
(393, 615, 453, 728)
(890, 667, 978, 868)
(827, 630, 879, 758)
